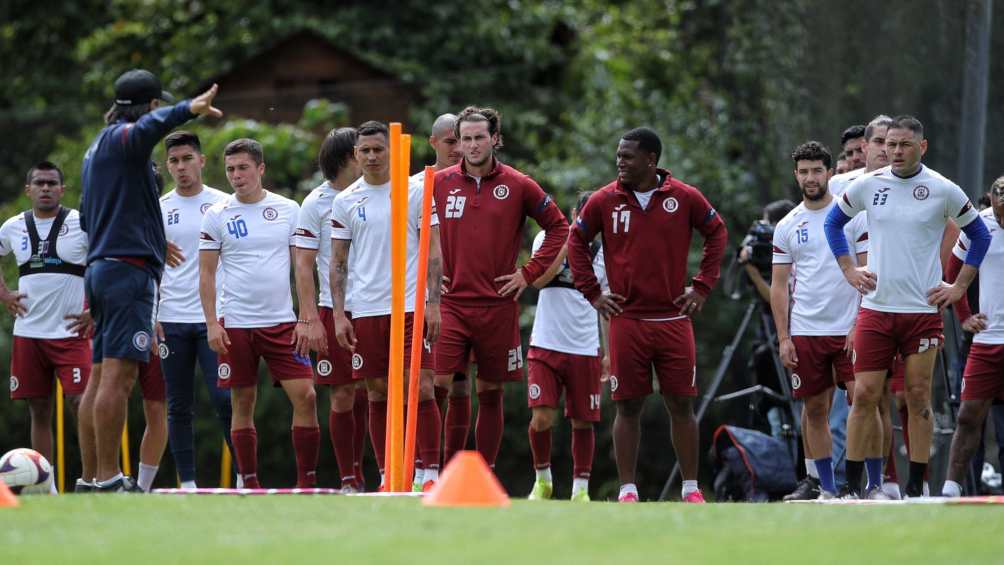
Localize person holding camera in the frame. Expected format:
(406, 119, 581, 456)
(737, 200, 795, 303)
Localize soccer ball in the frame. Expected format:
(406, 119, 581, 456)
(0, 448, 53, 494)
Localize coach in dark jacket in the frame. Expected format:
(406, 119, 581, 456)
(77, 69, 221, 492)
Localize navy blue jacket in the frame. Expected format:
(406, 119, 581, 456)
(80, 101, 195, 280)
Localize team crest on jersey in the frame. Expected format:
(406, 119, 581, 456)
(609, 375, 619, 392)
(59, 224, 69, 236)
(913, 185, 930, 200)
(132, 331, 150, 352)
(317, 360, 333, 377)
(9, 376, 18, 392)
(352, 353, 364, 370)
(493, 185, 510, 200)
(158, 343, 169, 359)
(201, 203, 213, 214)
(662, 197, 679, 213)
(262, 207, 279, 221)
(528, 384, 541, 400)
(218, 363, 231, 380)
(791, 373, 801, 390)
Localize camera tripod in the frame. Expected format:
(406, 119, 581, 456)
(658, 298, 799, 501)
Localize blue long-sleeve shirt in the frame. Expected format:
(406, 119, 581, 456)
(80, 101, 195, 280)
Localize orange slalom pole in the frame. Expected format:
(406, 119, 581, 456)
(121, 420, 131, 477)
(56, 380, 65, 493)
(220, 439, 232, 488)
(403, 166, 434, 489)
(387, 122, 406, 491)
(391, 133, 412, 491)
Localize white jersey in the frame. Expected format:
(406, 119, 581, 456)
(0, 209, 88, 339)
(330, 178, 439, 318)
(953, 209, 1004, 345)
(199, 191, 299, 328)
(294, 181, 347, 309)
(838, 165, 980, 313)
(773, 200, 868, 335)
(159, 186, 229, 323)
(827, 167, 865, 198)
(529, 230, 608, 356)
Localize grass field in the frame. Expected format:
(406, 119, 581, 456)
(3, 495, 1004, 564)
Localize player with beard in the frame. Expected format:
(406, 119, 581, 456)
(567, 127, 728, 502)
(772, 142, 868, 499)
(432, 107, 568, 470)
(825, 116, 991, 498)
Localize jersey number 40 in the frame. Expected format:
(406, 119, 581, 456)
(226, 219, 249, 239)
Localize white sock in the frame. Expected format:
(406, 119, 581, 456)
(805, 458, 819, 479)
(942, 480, 962, 498)
(181, 480, 197, 489)
(413, 468, 425, 486)
(572, 477, 589, 495)
(619, 483, 638, 498)
(423, 468, 439, 483)
(138, 463, 159, 492)
(380, 471, 386, 487)
(682, 480, 699, 497)
(50, 481, 58, 495)
(535, 466, 552, 483)
(235, 475, 244, 489)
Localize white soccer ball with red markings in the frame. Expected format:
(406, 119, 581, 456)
(0, 448, 53, 494)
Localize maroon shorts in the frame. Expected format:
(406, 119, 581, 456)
(889, 355, 906, 394)
(138, 353, 165, 402)
(10, 336, 91, 400)
(436, 300, 522, 382)
(960, 343, 1004, 401)
(789, 336, 853, 399)
(351, 313, 433, 381)
(608, 316, 696, 401)
(316, 307, 354, 387)
(853, 308, 944, 373)
(527, 347, 602, 422)
(217, 322, 314, 389)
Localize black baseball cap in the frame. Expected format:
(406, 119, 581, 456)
(113, 69, 174, 106)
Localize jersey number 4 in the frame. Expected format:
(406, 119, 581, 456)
(611, 210, 631, 234)
(445, 195, 467, 219)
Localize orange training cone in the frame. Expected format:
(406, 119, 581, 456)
(423, 451, 510, 508)
(0, 481, 21, 508)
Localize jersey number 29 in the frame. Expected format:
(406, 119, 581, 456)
(445, 195, 467, 219)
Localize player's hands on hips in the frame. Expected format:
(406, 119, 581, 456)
(926, 282, 965, 309)
(64, 308, 93, 338)
(674, 286, 706, 316)
(165, 241, 185, 267)
(0, 288, 27, 317)
(591, 293, 625, 319)
(190, 84, 223, 118)
(207, 320, 230, 356)
(495, 270, 529, 301)
(334, 312, 357, 352)
(424, 303, 441, 344)
(961, 313, 988, 334)
(842, 266, 877, 294)
(779, 337, 798, 369)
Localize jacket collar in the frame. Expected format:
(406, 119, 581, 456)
(614, 168, 675, 194)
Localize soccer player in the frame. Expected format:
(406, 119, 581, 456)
(526, 192, 608, 502)
(567, 127, 728, 503)
(433, 107, 569, 470)
(0, 162, 89, 493)
(410, 113, 464, 488)
(78, 69, 221, 491)
(294, 127, 367, 492)
(330, 121, 443, 490)
(942, 177, 1004, 497)
(835, 152, 849, 175)
(771, 141, 867, 499)
(199, 138, 319, 489)
(158, 130, 233, 489)
(824, 115, 991, 498)
(839, 124, 866, 172)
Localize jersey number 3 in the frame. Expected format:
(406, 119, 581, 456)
(445, 195, 466, 219)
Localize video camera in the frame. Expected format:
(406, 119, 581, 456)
(741, 220, 775, 275)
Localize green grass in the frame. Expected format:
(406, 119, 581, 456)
(2, 495, 1003, 564)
